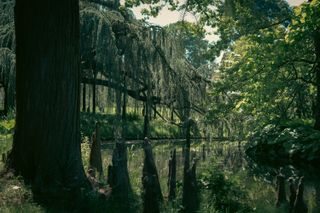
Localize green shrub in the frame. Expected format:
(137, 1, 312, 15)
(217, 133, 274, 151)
(246, 123, 320, 164)
(198, 165, 252, 212)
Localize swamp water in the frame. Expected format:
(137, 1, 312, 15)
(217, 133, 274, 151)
(1, 138, 320, 212)
(96, 141, 320, 212)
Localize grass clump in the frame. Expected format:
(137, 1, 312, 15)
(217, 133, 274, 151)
(0, 174, 44, 213)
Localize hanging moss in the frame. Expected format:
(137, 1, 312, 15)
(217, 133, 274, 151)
(0, 0, 14, 50)
(0, 0, 208, 125)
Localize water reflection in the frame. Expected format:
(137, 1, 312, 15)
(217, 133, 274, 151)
(102, 141, 320, 212)
(208, 142, 320, 212)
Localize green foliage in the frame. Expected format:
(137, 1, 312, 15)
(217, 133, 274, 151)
(0, 0, 14, 49)
(80, 112, 180, 140)
(124, 0, 180, 18)
(205, 0, 319, 138)
(287, 0, 320, 43)
(246, 123, 320, 164)
(164, 21, 210, 69)
(0, 118, 15, 137)
(0, 139, 11, 172)
(198, 165, 252, 212)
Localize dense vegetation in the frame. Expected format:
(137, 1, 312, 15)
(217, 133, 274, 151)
(0, 0, 320, 212)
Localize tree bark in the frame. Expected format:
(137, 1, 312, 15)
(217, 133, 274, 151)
(168, 149, 176, 200)
(89, 123, 103, 176)
(293, 177, 308, 213)
(108, 141, 132, 209)
(142, 139, 163, 213)
(182, 119, 199, 212)
(276, 172, 287, 207)
(143, 101, 150, 138)
(153, 104, 157, 120)
(82, 83, 86, 112)
(87, 82, 91, 112)
(92, 73, 96, 114)
(107, 73, 132, 208)
(314, 32, 320, 130)
(7, 0, 88, 202)
(81, 77, 161, 105)
(122, 77, 127, 120)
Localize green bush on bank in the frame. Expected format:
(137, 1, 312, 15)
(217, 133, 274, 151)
(246, 122, 320, 164)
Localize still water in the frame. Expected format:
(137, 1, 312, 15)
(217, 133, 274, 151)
(100, 141, 320, 212)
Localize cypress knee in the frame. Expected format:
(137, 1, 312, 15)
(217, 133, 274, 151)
(89, 122, 103, 176)
(276, 169, 287, 207)
(181, 158, 199, 213)
(142, 137, 163, 213)
(109, 141, 132, 207)
(168, 149, 176, 200)
(293, 177, 308, 213)
(289, 178, 297, 213)
(107, 165, 114, 188)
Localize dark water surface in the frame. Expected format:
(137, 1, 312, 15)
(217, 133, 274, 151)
(101, 141, 320, 212)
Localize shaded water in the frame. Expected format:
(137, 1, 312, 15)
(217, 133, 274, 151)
(1, 137, 320, 212)
(99, 141, 320, 212)
(208, 143, 320, 212)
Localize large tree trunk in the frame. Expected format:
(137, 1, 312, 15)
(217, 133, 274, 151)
(6, 0, 88, 202)
(314, 32, 320, 130)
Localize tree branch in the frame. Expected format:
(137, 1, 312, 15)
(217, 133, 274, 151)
(82, 77, 161, 104)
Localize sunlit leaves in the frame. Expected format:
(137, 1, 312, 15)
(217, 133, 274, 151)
(287, 0, 320, 43)
(209, 16, 316, 131)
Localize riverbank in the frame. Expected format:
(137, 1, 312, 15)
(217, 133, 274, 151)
(80, 112, 201, 140)
(0, 112, 183, 141)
